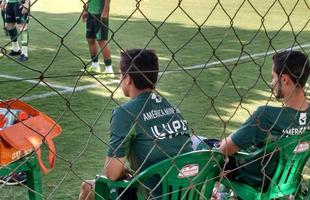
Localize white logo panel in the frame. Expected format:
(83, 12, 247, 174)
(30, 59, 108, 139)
(299, 113, 307, 125)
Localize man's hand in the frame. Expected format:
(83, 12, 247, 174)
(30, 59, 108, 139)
(0, 1, 7, 11)
(100, 0, 110, 21)
(82, 11, 88, 22)
(100, 10, 108, 21)
(82, 3, 88, 22)
(20, 3, 29, 15)
(219, 135, 239, 156)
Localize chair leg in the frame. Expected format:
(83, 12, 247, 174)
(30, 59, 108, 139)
(26, 166, 42, 200)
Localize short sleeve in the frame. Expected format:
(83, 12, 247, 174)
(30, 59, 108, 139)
(231, 106, 268, 150)
(107, 107, 134, 158)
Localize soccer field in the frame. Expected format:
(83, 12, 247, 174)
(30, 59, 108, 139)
(0, 0, 309, 199)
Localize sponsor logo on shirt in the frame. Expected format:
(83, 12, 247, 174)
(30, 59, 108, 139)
(151, 93, 162, 103)
(282, 113, 309, 135)
(151, 119, 188, 139)
(299, 113, 307, 125)
(282, 126, 310, 135)
(143, 107, 180, 121)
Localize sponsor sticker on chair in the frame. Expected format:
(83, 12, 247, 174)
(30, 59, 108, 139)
(293, 142, 309, 153)
(178, 164, 199, 178)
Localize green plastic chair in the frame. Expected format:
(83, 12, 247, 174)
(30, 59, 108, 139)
(95, 150, 224, 200)
(0, 154, 42, 200)
(221, 133, 310, 200)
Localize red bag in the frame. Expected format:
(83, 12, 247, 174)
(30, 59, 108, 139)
(0, 99, 62, 173)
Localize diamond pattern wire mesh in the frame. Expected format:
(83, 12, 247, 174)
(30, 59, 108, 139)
(0, 0, 309, 199)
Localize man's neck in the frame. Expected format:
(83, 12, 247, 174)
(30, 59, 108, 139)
(284, 89, 308, 111)
(129, 88, 153, 98)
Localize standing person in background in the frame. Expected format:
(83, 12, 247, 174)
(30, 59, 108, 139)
(0, 0, 8, 36)
(0, 0, 7, 58)
(81, 0, 114, 78)
(1, 0, 30, 61)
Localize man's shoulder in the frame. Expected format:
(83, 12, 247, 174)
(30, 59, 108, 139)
(113, 100, 142, 117)
(113, 103, 131, 115)
(252, 105, 282, 116)
(255, 104, 310, 116)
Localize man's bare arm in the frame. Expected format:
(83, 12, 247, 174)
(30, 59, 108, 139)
(101, 0, 110, 20)
(104, 156, 127, 181)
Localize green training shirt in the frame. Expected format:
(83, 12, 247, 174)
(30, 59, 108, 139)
(7, 0, 19, 3)
(231, 105, 310, 187)
(87, 0, 105, 15)
(107, 92, 193, 172)
(6, 0, 27, 3)
(4, 0, 27, 3)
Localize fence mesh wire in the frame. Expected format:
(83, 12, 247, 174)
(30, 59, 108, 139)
(0, 0, 309, 199)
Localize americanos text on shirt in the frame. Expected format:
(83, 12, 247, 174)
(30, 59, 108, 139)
(142, 94, 190, 140)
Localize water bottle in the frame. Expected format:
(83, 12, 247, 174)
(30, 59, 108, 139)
(218, 191, 230, 200)
(288, 194, 295, 200)
(213, 184, 231, 200)
(0, 108, 29, 130)
(0, 113, 6, 129)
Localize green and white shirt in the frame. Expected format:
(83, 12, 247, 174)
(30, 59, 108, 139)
(231, 105, 310, 186)
(5, 0, 27, 3)
(87, 0, 105, 15)
(107, 92, 192, 172)
(7, 0, 19, 3)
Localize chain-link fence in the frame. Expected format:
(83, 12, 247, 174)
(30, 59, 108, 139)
(0, 0, 309, 199)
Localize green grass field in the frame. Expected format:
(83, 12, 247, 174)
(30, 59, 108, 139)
(0, 0, 309, 199)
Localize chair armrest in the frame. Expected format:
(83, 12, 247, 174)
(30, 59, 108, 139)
(232, 151, 252, 158)
(231, 148, 268, 159)
(95, 175, 137, 200)
(96, 175, 132, 188)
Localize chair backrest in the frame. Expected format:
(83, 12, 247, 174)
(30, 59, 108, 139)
(129, 150, 223, 200)
(266, 133, 310, 197)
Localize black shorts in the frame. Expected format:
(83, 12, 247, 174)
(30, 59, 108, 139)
(117, 187, 137, 200)
(86, 14, 109, 40)
(5, 2, 28, 24)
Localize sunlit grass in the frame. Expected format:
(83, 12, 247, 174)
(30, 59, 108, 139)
(0, 0, 309, 199)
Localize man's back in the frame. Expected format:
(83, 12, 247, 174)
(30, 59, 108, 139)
(108, 91, 193, 172)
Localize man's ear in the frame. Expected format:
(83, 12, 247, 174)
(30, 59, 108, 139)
(282, 74, 290, 85)
(126, 75, 132, 85)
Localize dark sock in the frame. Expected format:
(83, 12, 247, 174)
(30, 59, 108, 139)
(91, 54, 98, 62)
(104, 59, 112, 66)
(8, 28, 18, 42)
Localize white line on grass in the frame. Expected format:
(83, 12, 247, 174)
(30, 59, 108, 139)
(0, 74, 73, 90)
(162, 43, 310, 74)
(103, 54, 170, 61)
(16, 43, 310, 101)
(21, 79, 120, 101)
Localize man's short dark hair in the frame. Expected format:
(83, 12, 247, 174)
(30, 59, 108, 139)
(120, 48, 159, 90)
(272, 50, 310, 87)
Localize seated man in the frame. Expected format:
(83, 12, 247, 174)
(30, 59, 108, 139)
(79, 49, 193, 200)
(219, 50, 310, 189)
